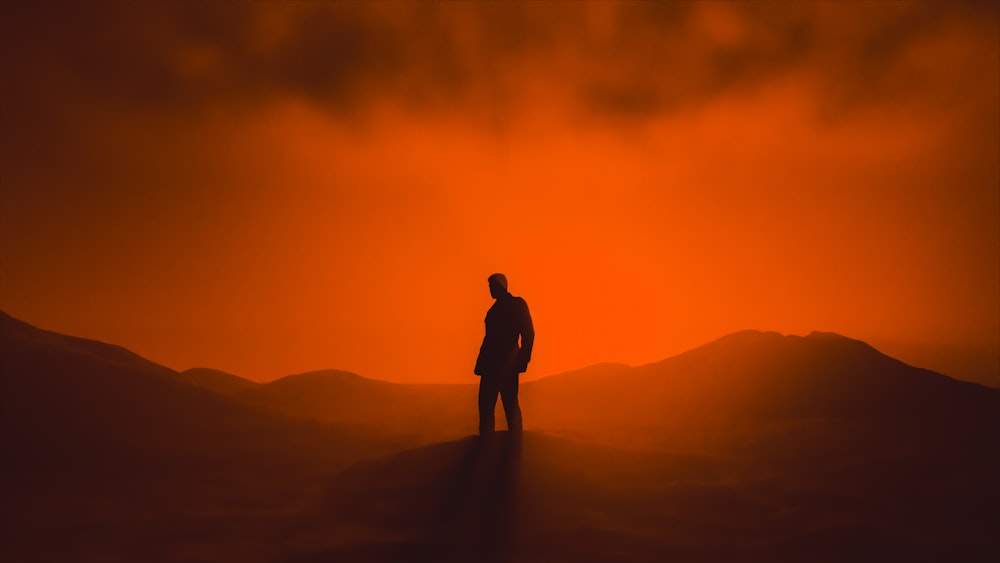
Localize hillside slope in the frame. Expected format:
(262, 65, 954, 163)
(0, 312, 402, 562)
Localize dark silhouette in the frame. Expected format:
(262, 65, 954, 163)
(474, 273, 534, 434)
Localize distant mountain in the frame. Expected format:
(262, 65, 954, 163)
(231, 369, 477, 444)
(179, 366, 259, 395)
(1, 310, 177, 380)
(635, 330, 994, 421)
(523, 330, 1000, 440)
(0, 311, 379, 473)
(10, 313, 985, 448)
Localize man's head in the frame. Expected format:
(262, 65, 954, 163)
(487, 273, 508, 299)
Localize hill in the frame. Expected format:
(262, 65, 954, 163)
(237, 370, 476, 443)
(0, 311, 387, 472)
(179, 366, 259, 395)
(2, 313, 997, 562)
(0, 312, 403, 562)
(528, 330, 997, 420)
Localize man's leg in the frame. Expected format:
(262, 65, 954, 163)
(478, 373, 500, 434)
(498, 371, 522, 433)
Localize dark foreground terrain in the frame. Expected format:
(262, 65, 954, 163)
(2, 311, 998, 562)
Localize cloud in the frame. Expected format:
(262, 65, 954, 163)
(2, 1, 994, 124)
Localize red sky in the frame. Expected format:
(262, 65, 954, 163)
(1, 2, 997, 386)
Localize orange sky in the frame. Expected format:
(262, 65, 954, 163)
(1, 2, 997, 386)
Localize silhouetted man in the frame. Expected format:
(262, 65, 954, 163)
(474, 273, 534, 434)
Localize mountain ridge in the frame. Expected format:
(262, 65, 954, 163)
(2, 310, 998, 562)
(0, 310, 178, 380)
(7, 310, 989, 394)
(0, 310, 394, 476)
(5, 310, 995, 436)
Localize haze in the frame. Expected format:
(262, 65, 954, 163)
(1, 1, 997, 385)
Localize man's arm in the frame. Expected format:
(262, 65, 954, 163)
(474, 334, 488, 376)
(515, 298, 534, 373)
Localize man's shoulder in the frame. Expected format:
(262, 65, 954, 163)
(496, 293, 529, 311)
